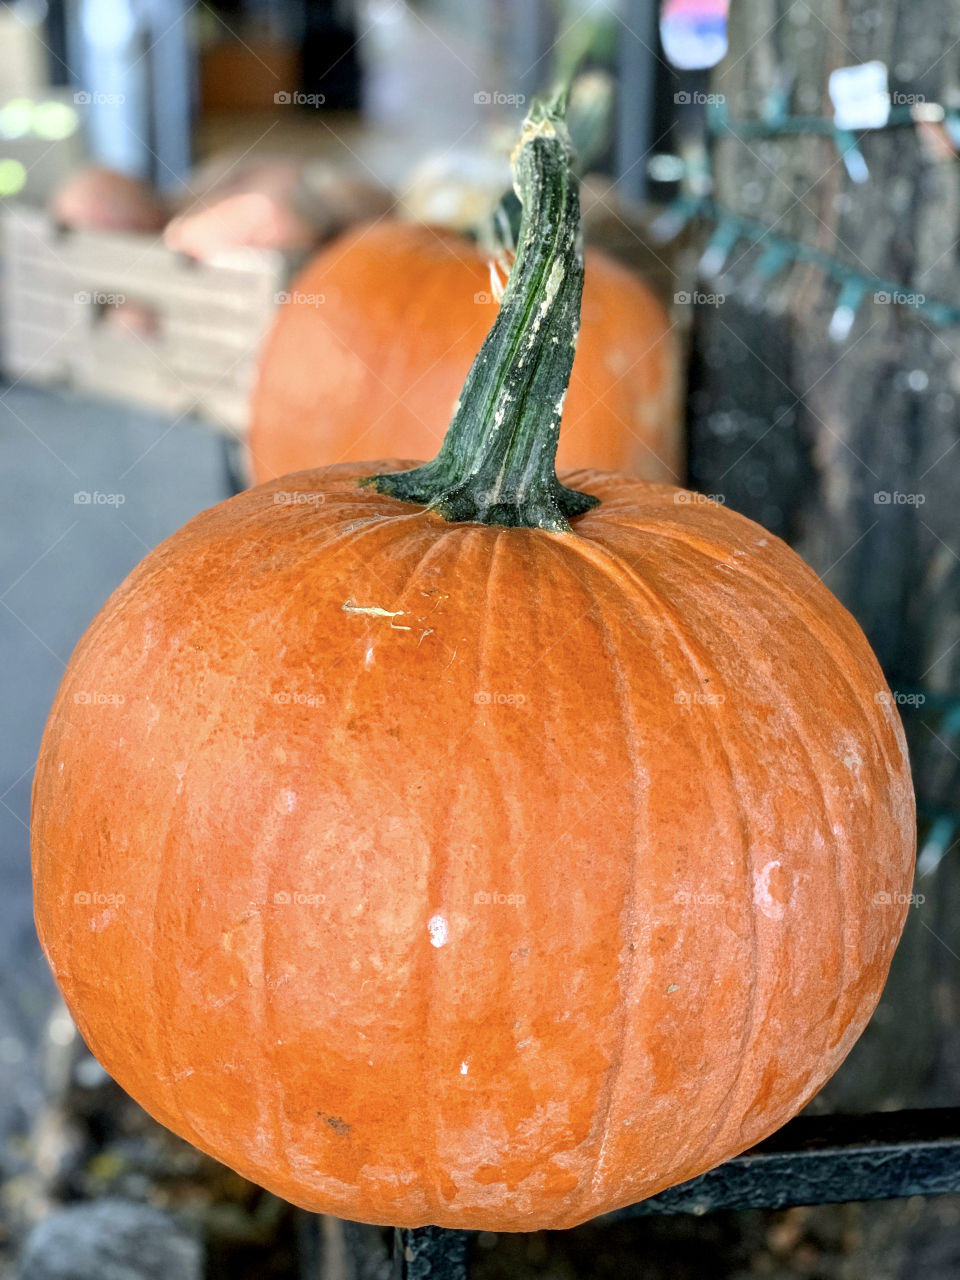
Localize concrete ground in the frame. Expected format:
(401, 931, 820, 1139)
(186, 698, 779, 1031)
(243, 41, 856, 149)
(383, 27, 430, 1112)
(0, 380, 233, 1153)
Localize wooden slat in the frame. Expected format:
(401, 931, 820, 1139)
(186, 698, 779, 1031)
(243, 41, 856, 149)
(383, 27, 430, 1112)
(0, 204, 290, 433)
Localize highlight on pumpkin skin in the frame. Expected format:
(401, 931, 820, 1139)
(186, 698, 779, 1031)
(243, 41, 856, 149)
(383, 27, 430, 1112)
(369, 95, 600, 532)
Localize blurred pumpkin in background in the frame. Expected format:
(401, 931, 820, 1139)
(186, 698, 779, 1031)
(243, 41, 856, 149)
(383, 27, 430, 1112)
(50, 166, 168, 233)
(248, 218, 681, 484)
(164, 157, 394, 261)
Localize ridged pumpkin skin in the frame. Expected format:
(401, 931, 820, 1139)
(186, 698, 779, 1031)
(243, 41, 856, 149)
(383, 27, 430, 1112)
(247, 222, 681, 484)
(32, 464, 915, 1231)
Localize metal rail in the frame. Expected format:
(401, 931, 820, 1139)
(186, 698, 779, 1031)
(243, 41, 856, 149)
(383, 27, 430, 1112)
(382, 1109, 960, 1279)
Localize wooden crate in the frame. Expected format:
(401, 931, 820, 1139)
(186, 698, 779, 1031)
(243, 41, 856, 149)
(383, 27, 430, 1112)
(0, 204, 296, 434)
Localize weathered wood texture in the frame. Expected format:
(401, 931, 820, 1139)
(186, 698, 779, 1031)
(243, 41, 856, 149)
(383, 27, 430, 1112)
(0, 206, 293, 433)
(689, 0, 960, 1111)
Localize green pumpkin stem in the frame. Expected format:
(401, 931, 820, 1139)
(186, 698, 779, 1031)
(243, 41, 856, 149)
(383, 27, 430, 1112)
(369, 94, 598, 531)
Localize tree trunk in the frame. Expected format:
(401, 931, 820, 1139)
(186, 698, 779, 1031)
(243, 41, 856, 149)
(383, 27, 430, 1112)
(688, 0, 960, 1110)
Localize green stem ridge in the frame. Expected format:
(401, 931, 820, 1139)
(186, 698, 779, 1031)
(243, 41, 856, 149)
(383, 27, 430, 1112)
(369, 95, 599, 531)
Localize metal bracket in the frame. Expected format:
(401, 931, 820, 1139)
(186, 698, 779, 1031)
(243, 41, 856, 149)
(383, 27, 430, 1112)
(380, 1109, 960, 1279)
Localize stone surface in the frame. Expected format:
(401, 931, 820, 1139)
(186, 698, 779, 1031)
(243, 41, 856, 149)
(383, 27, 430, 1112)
(19, 1199, 203, 1280)
(0, 383, 232, 1166)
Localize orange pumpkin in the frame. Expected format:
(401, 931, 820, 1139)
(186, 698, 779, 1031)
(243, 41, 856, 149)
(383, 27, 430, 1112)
(32, 100, 913, 1233)
(247, 219, 681, 485)
(50, 165, 168, 233)
(163, 158, 393, 260)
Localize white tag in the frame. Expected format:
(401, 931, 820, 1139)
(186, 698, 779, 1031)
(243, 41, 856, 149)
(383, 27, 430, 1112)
(828, 62, 890, 131)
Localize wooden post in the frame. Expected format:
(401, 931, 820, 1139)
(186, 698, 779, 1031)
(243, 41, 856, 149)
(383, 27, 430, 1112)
(688, 0, 960, 1107)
